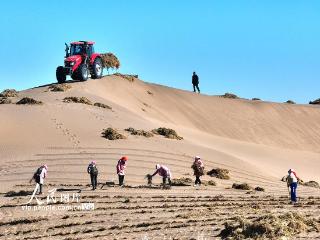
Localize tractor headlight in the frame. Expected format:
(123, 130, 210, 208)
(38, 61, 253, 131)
(70, 61, 75, 66)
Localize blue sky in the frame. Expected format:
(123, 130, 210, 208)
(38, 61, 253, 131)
(0, 0, 319, 103)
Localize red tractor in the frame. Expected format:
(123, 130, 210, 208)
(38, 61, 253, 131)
(56, 41, 103, 83)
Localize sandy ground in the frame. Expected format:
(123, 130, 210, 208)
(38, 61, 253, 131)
(0, 75, 319, 239)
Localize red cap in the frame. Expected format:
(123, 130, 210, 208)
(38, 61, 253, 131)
(121, 156, 128, 161)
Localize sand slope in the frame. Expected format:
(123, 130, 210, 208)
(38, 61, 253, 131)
(1, 75, 320, 239)
(0, 75, 320, 188)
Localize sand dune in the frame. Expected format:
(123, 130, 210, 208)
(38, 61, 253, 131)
(0, 75, 319, 239)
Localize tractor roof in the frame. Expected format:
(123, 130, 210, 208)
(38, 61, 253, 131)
(71, 41, 95, 45)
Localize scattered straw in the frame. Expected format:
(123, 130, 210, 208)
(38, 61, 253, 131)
(0, 89, 18, 98)
(125, 127, 153, 137)
(152, 127, 183, 140)
(16, 97, 42, 105)
(102, 128, 126, 140)
(48, 84, 71, 92)
(207, 168, 230, 180)
(63, 96, 92, 105)
(232, 183, 252, 190)
(94, 102, 112, 110)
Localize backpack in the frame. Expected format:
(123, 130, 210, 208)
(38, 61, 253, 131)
(33, 167, 43, 179)
(89, 164, 98, 175)
(287, 174, 294, 185)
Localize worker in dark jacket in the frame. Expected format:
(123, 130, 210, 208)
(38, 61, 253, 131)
(87, 161, 98, 190)
(192, 72, 200, 93)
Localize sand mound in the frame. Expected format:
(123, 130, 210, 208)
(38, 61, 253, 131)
(152, 127, 183, 140)
(285, 100, 296, 104)
(63, 96, 92, 105)
(16, 97, 42, 105)
(114, 73, 138, 82)
(220, 212, 319, 239)
(48, 84, 71, 92)
(100, 53, 120, 70)
(207, 168, 230, 180)
(171, 177, 192, 186)
(220, 93, 239, 99)
(309, 98, 320, 105)
(232, 183, 252, 190)
(125, 127, 154, 137)
(102, 128, 126, 140)
(0, 98, 12, 104)
(0, 89, 18, 97)
(94, 102, 112, 109)
(302, 181, 320, 188)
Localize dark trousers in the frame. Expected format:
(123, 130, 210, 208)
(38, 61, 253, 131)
(90, 174, 98, 190)
(193, 84, 200, 93)
(162, 177, 172, 186)
(119, 175, 125, 186)
(195, 176, 201, 185)
(290, 182, 298, 202)
(35, 176, 43, 194)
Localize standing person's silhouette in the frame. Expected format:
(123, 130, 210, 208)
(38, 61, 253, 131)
(192, 72, 200, 93)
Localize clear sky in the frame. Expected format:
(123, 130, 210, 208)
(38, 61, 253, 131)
(0, 0, 319, 103)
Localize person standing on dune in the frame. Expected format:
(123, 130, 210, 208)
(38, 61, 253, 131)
(192, 71, 200, 93)
(286, 168, 301, 204)
(151, 164, 172, 187)
(87, 161, 98, 190)
(117, 156, 128, 186)
(191, 156, 204, 186)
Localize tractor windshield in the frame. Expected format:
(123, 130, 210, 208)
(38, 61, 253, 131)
(70, 45, 84, 56)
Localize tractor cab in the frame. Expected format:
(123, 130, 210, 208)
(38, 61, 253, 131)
(69, 41, 95, 57)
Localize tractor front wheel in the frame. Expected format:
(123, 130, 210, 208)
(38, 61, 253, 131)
(91, 58, 103, 79)
(56, 66, 66, 83)
(78, 64, 89, 81)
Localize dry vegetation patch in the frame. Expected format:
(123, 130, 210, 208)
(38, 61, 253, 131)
(63, 96, 92, 105)
(309, 98, 320, 105)
(285, 100, 296, 104)
(254, 186, 265, 192)
(94, 102, 112, 109)
(232, 183, 252, 190)
(0, 97, 11, 104)
(171, 178, 192, 186)
(220, 212, 319, 239)
(102, 128, 126, 140)
(48, 84, 71, 92)
(202, 180, 216, 186)
(125, 127, 154, 137)
(207, 168, 230, 180)
(114, 73, 138, 82)
(0, 89, 18, 97)
(152, 127, 183, 140)
(220, 93, 239, 99)
(16, 97, 43, 105)
(302, 181, 320, 189)
(4, 190, 33, 197)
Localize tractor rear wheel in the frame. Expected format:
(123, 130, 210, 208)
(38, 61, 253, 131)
(78, 64, 89, 81)
(91, 58, 103, 79)
(56, 66, 66, 83)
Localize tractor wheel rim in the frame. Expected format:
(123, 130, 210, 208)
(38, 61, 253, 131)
(95, 63, 102, 75)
